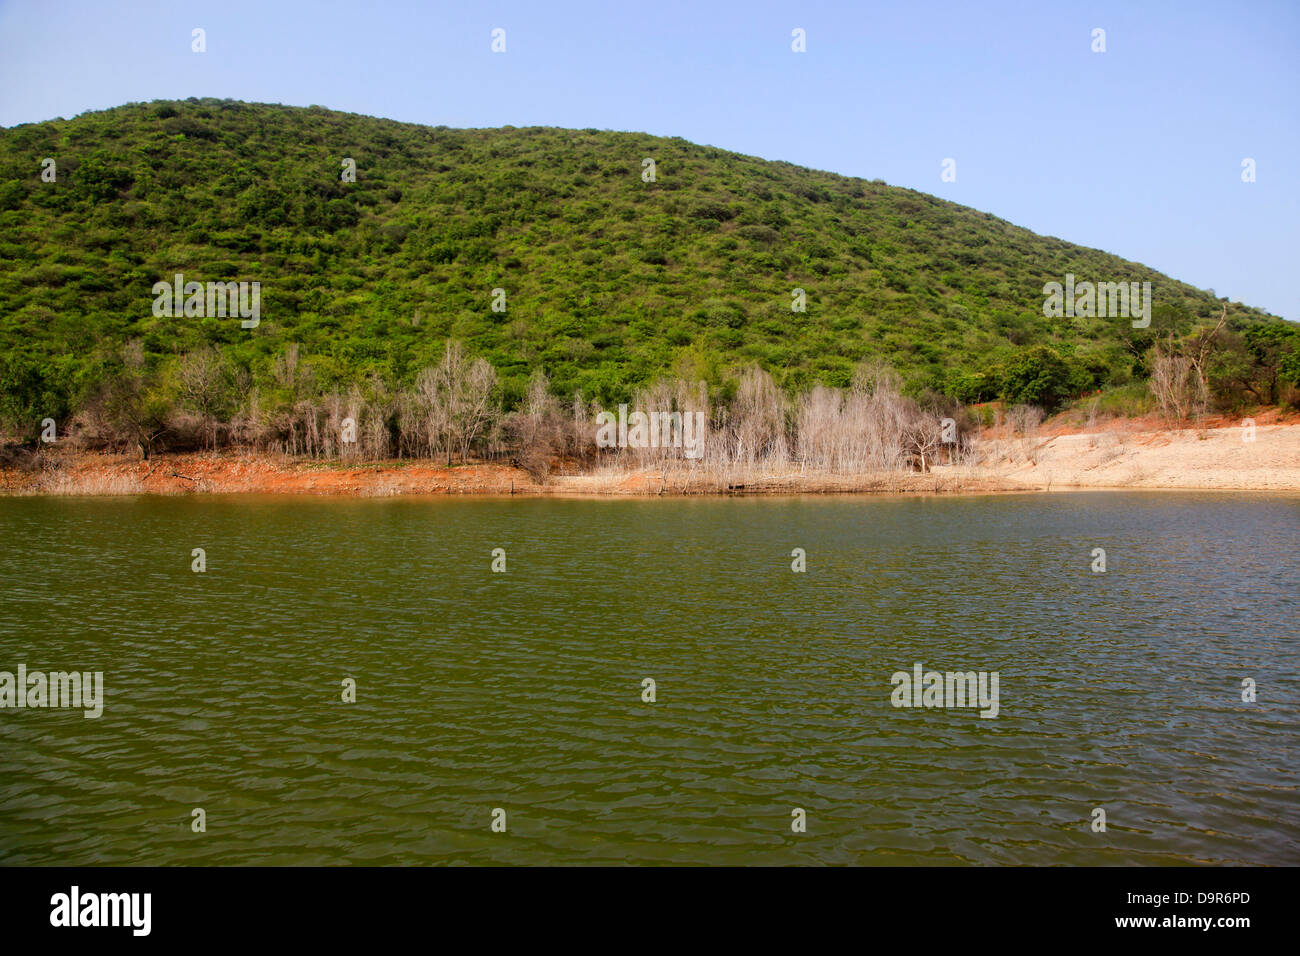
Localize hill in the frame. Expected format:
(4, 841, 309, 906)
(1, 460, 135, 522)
(0, 98, 1289, 442)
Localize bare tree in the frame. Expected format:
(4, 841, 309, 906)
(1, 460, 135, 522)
(1149, 307, 1225, 427)
(457, 354, 499, 463)
(505, 370, 564, 479)
(792, 363, 920, 472)
(1007, 403, 1044, 436)
(413, 365, 450, 460)
(901, 416, 943, 472)
(176, 345, 231, 450)
(410, 341, 500, 464)
(727, 365, 787, 465)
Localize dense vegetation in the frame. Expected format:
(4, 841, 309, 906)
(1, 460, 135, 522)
(0, 98, 1295, 457)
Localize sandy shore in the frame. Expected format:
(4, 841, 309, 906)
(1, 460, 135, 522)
(973, 420, 1300, 492)
(2, 421, 1297, 497)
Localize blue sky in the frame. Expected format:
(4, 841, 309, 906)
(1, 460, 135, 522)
(2, 0, 1296, 319)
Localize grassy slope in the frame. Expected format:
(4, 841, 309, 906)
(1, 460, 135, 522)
(0, 97, 1280, 417)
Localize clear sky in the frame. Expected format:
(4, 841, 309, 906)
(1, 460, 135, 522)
(2, 0, 1296, 319)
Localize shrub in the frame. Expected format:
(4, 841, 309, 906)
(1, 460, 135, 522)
(999, 346, 1075, 411)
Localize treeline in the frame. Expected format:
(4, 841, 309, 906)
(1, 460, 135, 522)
(1, 339, 984, 475)
(3, 315, 1298, 474)
(3, 313, 1298, 471)
(940, 319, 1300, 414)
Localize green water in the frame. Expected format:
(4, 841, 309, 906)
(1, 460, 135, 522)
(0, 492, 1296, 865)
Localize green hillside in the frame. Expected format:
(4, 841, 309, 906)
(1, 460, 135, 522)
(0, 97, 1287, 438)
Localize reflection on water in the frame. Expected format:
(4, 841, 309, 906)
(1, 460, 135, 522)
(0, 492, 1296, 865)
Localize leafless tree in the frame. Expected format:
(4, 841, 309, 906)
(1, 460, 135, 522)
(726, 365, 787, 465)
(176, 346, 231, 450)
(505, 370, 564, 479)
(410, 341, 500, 464)
(1148, 307, 1225, 427)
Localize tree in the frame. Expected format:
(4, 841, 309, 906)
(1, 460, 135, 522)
(0, 355, 51, 442)
(1240, 324, 1299, 405)
(75, 150, 135, 202)
(1203, 312, 1296, 408)
(999, 347, 1074, 412)
(1280, 349, 1300, 390)
(101, 342, 171, 459)
(1148, 309, 1225, 425)
(1148, 338, 1206, 426)
(505, 370, 563, 479)
(412, 341, 499, 464)
(726, 365, 786, 465)
(175, 346, 233, 449)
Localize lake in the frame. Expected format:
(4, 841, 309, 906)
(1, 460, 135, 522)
(0, 492, 1296, 865)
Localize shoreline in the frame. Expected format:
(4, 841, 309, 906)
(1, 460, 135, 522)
(3, 421, 1298, 497)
